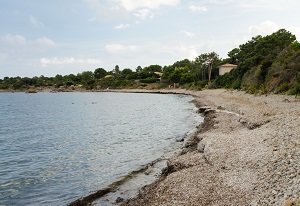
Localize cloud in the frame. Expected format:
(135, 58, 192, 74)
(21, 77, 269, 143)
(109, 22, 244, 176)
(188, 0, 288, 11)
(235, 21, 300, 48)
(0, 34, 27, 46)
(0, 34, 56, 50)
(289, 26, 300, 40)
(105, 43, 138, 53)
(247, 21, 300, 40)
(232, 21, 280, 46)
(40, 57, 102, 67)
(34, 37, 56, 48)
(29, 15, 44, 27)
(238, 0, 287, 10)
(118, 0, 180, 11)
(248, 21, 280, 38)
(84, 0, 125, 20)
(163, 43, 199, 60)
(114, 23, 130, 29)
(84, 0, 180, 21)
(189, 5, 208, 12)
(182, 30, 195, 38)
(133, 9, 154, 19)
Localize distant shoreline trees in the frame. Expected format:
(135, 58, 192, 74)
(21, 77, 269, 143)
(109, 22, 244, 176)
(1, 29, 299, 95)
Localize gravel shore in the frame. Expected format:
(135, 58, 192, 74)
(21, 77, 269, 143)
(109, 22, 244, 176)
(120, 89, 300, 206)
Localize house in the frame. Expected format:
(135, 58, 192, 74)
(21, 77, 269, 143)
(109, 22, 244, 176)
(219, 64, 237, 75)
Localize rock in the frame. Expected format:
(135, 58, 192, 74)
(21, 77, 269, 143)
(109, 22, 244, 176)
(198, 106, 211, 113)
(197, 142, 205, 153)
(116, 197, 124, 203)
(217, 106, 225, 110)
(175, 135, 185, 142)
(25, 88, 38, 93)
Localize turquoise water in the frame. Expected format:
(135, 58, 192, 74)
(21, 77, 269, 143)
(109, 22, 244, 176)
(0, 92, 200, 205)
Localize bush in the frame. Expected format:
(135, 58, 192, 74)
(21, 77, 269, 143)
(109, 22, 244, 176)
(275, 82, 290, 93)
(139, 78, 159, 83)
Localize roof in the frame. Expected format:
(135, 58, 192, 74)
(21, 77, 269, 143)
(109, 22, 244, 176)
(219, 63, 238, 67)
(154, 72, 163, 77)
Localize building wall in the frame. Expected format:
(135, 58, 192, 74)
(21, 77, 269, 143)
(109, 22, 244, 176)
(219, 66, 236, 75)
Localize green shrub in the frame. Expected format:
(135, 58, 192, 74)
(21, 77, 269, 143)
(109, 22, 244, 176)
(276, 82, 290, 93)
(139, 78, 159, 83)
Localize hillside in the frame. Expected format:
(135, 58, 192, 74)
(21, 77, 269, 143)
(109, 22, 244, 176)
(215, 29, 300, 95)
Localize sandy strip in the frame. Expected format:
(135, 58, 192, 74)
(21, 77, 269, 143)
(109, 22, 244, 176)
(117, 89, 300, 206)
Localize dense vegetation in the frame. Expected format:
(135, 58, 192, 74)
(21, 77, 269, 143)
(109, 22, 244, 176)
(1, 29, 299, 95)
(215, 29, 300, 95)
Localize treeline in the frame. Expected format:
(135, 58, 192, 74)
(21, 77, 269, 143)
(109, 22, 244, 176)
(1, 29, 299, 94)
(215, 29, 300, 95)
(0, 54, 223, 91)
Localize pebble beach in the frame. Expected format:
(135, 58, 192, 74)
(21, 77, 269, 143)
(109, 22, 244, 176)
(119, 89, 300, 206)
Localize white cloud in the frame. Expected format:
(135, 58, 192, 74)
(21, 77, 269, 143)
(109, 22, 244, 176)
(248, 21, 280, 37)
(34, 37, 56, 48)
(238, 0, 287, 10)
(0, 34, 56, 50)
(235, 21, 300, 48)
(0, 34, 27, 46)
(40, 57, 102, 67)
(289, 26, 300, 40)
(133, 9, 154, 19)
(163, 43, 199, 60)
(105, 43, 138, 53)
(182, 30, 195, 38)
(114, 23, 130, 29)
(247, 21, 300, 40)
(29, 15, 44, 27)
(84, 0, 180, 21)
(189, 5, 207, 12)
(84, 0, 125, 20)
(189, 0, 288, 11)
(118, 0, 180, 11)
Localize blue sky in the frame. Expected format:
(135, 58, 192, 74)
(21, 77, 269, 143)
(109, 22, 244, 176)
(0, 0, 300, 77)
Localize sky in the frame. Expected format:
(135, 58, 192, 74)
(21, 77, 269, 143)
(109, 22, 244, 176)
(0, 0, 300, 78)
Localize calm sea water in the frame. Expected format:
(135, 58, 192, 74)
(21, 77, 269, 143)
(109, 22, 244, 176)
(0, 92, 200, 206)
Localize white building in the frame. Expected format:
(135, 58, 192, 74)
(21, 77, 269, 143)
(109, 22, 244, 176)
(219, 64, 238, 75)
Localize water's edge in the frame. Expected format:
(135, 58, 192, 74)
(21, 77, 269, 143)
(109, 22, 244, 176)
(67, 90, 203, 206)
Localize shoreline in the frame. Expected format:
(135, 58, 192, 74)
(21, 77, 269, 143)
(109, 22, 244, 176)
(2, 89, 299, 205)
(118, 89, 300, 206)
(67, 90, 203, 206)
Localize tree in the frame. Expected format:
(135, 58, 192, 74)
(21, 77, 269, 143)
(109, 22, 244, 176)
(121, 68, 133, 76)
(215, 29, 297, 91)
(173, 59, 192, 68)
(136, 65, 142, 73)
(94, 68, 107, 79)
(194, 52, 221, 81)
(113, 65, 120, 75)
(79, 71, 95, 89)
(228, 48, 240, 64)
(143, 65, 162, 73)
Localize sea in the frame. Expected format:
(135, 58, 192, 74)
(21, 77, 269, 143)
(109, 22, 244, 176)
(0, 92, 202, 205)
